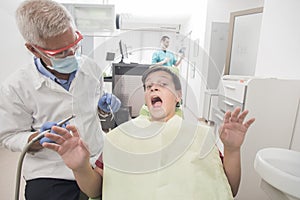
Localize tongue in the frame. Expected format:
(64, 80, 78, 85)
(153, 101, 162, 107)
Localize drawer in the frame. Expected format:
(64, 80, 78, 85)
(211, 107, 224, 154)
(218, 95, 244, 113)
(211, 106, 225, 125)
(202, 90, 219, 122)
(219, 80, 246, 103)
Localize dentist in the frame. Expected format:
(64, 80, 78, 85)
(0, 0, 120, 199)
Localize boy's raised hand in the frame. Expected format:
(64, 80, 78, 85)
(42, 125, 90, 171)
(219, 107, 255, 151)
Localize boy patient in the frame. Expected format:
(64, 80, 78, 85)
(43, 66, 255, 200)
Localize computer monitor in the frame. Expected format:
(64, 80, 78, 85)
(119, 40, 128, 63)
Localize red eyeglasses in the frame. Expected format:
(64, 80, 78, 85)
(34, 31, 83, 59)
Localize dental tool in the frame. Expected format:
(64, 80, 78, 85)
(103, 90, 115, 121)
(14, 114, 76, 200)
(108, 104, 114, 121)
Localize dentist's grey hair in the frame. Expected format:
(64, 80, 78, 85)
(15, 0, 76, 47)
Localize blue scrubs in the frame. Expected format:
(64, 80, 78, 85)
(152, 50, 177, 67)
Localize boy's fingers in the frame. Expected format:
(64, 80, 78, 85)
(244, 118, 255, 129)
(223, 111, 231, 124)
(51, 126, 69, 136)
(66, 125, 80, 137)
(238, 110, 249, 123)
(230, 107, 241, 122)
(44, 132, 65, 145)
(42, 142, 60, 152)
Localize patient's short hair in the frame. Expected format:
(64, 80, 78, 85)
(141, 66, 181, 91)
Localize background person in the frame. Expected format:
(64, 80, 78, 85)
(152, 35, 184, 67)
(42, 66, 255, 200)
(0, 0, 120, 199)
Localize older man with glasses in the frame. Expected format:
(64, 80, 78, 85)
(0, 0, 120, 199)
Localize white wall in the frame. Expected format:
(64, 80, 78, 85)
(0, 1, 32, 83)
(188, 0, 264, 119)
(204, 0, 264, 54)
(255, 0, 300, 79)
(1, 2, 30, 199)
(202, 0, 264, 87)
(185, 0, 207, 45)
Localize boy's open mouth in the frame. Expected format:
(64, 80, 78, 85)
(151, 96, 162, 107)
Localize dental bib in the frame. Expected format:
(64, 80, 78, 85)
(102, 115, 233, 200)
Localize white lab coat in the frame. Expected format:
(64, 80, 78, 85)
(0, 55, 104, 180)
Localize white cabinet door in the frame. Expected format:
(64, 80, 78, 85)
(233, 77, 300, 200)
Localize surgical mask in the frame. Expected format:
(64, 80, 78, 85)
(48, 53, 81, 74)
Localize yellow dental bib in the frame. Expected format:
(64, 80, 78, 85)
(102, 115, 233, 200)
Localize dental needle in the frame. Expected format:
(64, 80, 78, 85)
(108, 104, 114, 121)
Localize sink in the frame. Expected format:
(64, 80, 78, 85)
(254, 148, 300, 200)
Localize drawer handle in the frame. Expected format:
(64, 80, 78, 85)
(215, 113, 224, 121)
(225, 85, 236, 90)
(223, 100, 234, 107)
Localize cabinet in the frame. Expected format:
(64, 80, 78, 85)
(63, 4, 115, 33)
(210, 75, 300, 200)
(202, 89, 219, 123)
(112, 63, 150, 125)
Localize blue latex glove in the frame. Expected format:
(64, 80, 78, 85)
(39, 121, 68, 145)
(98, 93, 121, 113)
